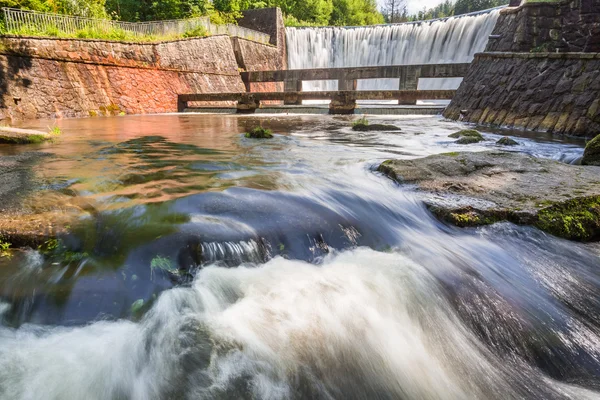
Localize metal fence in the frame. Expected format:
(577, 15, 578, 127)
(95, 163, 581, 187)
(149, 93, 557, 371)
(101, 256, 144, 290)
(1, 8, 271, 44)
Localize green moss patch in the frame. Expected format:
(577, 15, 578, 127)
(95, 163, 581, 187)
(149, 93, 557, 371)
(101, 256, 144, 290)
(536, 196, 600, 241)
(245, 127, 273, 139)
(448, 129, 483, 139)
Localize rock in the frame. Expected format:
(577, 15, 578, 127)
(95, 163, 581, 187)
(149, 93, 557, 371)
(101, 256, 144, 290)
(0, 127, 51, 144)
(378, 151, 600, 241)
(352, 123, 402, 132)
(497, 136, 519, 146)
(457, 136, 483, 145)
(582, 135, 600, 166)
(245, 127, 273, 139)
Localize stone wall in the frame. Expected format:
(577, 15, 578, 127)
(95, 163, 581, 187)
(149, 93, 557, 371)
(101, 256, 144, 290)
(444, 53, 600, 137)
(0, 9, 287, 123)
(487, 0, 600, 53)
(238, 8, 287, 70)
(0, 35, 246, 122)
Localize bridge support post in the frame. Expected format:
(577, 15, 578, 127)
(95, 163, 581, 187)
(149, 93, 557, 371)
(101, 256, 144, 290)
(237, 94, 260, 114)
(398, 67, 419, 105)
(329, 93, 356, 115)
(177, 96, 187, 113)
(338, 79, 357, 91)
(284, 80, 302, 105)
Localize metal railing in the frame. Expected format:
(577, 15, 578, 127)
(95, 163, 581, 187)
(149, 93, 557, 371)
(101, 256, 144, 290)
(1, 8, 271, 44)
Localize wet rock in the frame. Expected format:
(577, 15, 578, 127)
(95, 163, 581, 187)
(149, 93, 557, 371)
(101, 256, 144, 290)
(582, 135, 600, 166)
(378, 151, 600, 241)
(497, 137, 519, 146)
(0, 127, 50, 144)
(456, 136, 483, 145)
(245, 127, 273, 139)
(352, 123, 402, 132)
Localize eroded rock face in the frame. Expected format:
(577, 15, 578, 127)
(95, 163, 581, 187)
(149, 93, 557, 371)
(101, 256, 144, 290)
(378, 151, 600, 241)
(582, 135, 600, 166)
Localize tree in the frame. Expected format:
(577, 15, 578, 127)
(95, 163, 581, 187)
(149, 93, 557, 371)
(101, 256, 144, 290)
(330, 0, 383, 26)
(382, 0, 406, 23)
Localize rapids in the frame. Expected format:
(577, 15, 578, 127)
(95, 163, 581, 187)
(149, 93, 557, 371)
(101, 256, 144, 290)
(0, 114, 598, 400)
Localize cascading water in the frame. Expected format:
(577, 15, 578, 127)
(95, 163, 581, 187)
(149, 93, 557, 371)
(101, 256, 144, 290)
(286, 9, 501, 91)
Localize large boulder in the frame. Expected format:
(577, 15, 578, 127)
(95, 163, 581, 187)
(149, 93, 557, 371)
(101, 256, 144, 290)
(582, 135, 600, 166)
(378, 151, 600, 241)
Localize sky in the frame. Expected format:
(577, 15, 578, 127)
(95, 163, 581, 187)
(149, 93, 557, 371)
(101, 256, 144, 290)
(377, 0, 446, 15)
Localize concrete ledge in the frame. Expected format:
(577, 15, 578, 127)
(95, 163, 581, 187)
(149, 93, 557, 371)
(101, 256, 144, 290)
(475, 52, 600, 60)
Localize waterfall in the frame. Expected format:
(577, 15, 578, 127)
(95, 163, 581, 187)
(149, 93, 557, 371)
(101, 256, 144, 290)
(285, 9, 502, 91)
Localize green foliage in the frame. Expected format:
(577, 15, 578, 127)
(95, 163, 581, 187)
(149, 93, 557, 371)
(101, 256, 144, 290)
(245, 126, 273, 138)
(330, 0, 383, 25)
(182, 25, 208, 38)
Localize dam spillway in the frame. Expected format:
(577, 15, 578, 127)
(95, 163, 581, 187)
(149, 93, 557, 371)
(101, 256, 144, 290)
(285, 9, 502, 91)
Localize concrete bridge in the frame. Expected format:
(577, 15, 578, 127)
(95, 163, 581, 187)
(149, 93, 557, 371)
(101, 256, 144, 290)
(178, 63, 471, 114)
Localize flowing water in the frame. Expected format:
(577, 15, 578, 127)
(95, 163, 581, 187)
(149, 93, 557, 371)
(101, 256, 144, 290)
(286, 9, 501, 91)
(0, 114, 598, 399)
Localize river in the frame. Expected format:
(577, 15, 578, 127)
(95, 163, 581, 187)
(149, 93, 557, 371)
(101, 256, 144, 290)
(0, 113, 598, 399)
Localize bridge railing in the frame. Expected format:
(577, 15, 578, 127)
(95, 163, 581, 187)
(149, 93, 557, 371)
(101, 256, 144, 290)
(1, 8, 271, 44)
(178, 63, 470, 114)
(240, 63, 471, 105)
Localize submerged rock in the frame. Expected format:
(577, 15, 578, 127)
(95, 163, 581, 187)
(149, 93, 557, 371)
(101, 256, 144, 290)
(497, 137, 519, 146)
(456, 136, 483, 145)
(0, 127, 52, 144)
(582, 135, 600, 166)
(352, 123, 402, 132)
(378, 151, 600, 241)
(245, 127, 273, 139)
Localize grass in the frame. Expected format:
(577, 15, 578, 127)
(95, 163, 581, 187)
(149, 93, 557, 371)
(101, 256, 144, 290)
(3, 23, 210, 43)
(352, 116, 369, 127)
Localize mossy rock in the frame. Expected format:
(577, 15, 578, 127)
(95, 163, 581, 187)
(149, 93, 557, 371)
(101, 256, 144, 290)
(497, 137, 519, 146)
(0, 134, 48, 144)
(245, 127, 273, 139)
(582, 135, 600, 166)
(449, 130, 483, 140)
(535, 196, 600, 241)
(0, 127, 54, 144)
(352, 123, 402, 132)
(456, 136, 483, 145)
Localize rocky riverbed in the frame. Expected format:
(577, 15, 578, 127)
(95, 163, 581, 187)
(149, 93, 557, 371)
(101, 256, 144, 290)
(378, 151, 600, 241)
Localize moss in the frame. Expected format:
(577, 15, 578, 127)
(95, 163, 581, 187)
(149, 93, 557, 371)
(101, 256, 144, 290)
(448, 129, 483, 140)
(536, 196, 600, 241)
(89, 110, 98, 117)
(353, 123, 402, 132)
(582, 135, 600, 166)
(245, 127, 273, 139)
(441, 152, 460, 157)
